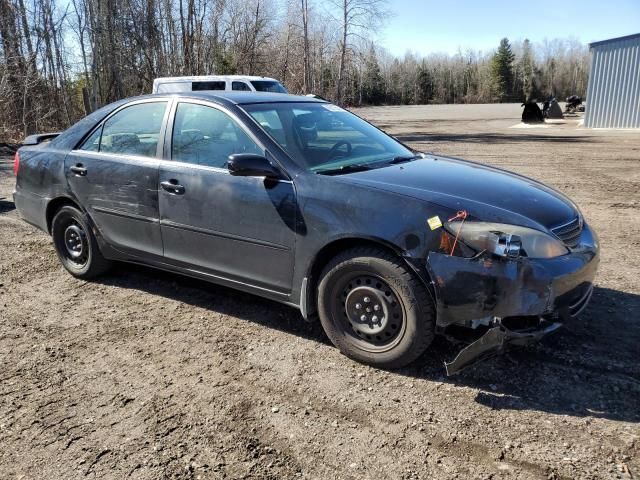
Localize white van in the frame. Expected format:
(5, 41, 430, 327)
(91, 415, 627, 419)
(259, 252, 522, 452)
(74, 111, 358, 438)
(152, 75, 288, 94)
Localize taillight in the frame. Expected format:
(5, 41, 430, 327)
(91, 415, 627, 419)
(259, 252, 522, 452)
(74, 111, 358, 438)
(13, 151, 20, 176)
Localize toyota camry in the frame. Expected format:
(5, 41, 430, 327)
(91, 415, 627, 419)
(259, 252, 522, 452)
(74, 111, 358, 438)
(12, 92, 599, 374)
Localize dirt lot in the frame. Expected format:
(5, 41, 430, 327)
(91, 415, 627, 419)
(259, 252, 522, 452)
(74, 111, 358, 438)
(1, 103, 639, 479)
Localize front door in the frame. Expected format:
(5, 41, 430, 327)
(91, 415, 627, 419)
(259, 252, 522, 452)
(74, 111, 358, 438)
(158, 101, 297, 293)
(66, 100, 169, 257)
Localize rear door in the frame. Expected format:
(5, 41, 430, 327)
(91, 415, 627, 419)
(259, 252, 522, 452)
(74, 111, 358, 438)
(66, 99, 170, 257)
(158, 100, 297, 293)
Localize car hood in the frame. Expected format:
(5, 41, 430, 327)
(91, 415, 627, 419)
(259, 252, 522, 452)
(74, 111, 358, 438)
(341, 155, 578, 231)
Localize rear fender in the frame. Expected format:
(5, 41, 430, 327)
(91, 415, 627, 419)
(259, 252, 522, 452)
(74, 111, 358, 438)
(44, 194, 117, 260)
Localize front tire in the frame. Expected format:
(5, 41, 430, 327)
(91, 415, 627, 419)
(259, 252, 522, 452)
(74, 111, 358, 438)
(51, 205, 112, 279)
(317, 247, 435, 368)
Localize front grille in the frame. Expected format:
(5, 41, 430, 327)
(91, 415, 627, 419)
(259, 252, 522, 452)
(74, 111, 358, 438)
(551, 216, 583, 248)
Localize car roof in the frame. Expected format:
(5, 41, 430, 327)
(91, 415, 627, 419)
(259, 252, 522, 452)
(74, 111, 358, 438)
(147, 91, 329, 106)
(47, 92, 328, 151)
(154, 75, 282, 82)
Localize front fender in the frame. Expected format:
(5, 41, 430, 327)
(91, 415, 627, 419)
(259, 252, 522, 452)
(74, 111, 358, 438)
(426, 252, 553, 327)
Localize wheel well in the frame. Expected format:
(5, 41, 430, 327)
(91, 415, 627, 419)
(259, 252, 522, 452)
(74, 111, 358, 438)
(45, 197, 81, 233)
(305, 238, 403, 318)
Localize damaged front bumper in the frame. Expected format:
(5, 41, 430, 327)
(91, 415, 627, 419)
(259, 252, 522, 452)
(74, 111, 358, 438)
(426, 222, 599, 374)
(443, 318, 563, 375)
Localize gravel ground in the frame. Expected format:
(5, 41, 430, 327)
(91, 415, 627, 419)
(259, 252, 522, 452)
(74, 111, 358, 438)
(0, 103, 638, 479)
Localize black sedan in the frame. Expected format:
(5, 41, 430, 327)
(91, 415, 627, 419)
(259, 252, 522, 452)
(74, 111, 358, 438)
(12, 92, 599, 374)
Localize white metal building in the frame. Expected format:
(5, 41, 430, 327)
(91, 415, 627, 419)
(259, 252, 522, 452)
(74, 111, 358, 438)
(584, 33, 640, 128)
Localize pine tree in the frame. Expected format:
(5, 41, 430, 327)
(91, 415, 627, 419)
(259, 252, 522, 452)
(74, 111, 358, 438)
(490, 37, 515, 102)
(362, 44, 384, 104)
(415, 61, 433, 104)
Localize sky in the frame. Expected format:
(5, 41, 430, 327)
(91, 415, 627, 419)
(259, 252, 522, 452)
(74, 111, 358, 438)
(380, 0, 640, 56)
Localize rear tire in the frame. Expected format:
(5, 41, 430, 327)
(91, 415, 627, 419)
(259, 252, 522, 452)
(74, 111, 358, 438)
(317, 247, 435, 369)
(51, 205, 112, 279)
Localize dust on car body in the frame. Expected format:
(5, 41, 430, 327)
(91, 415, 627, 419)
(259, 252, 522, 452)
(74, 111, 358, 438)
(12, 92, 599, 373)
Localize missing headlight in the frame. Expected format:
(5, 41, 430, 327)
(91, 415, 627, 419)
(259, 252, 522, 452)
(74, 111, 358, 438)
(438, 229, 475, 257)
(446, 221, 568, 259)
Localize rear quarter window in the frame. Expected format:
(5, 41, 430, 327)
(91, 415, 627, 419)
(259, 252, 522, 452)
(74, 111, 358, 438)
(79, 126, 101, 152)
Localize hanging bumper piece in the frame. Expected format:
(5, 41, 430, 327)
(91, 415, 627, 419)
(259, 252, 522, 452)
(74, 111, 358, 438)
(444, 318, 563, 375)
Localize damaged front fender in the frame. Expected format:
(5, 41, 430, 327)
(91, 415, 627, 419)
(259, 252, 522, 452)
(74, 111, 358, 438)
(426, 242, 598, 375)
(426, 251, 554, 327)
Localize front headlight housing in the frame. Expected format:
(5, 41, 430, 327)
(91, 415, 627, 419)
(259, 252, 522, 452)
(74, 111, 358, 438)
(446, 221, 569, 259)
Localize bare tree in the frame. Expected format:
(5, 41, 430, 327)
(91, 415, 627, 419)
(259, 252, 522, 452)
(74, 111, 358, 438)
(0, 0, 591, 141)
(330, 0, 387, 104)
(301, 0, 311, 92)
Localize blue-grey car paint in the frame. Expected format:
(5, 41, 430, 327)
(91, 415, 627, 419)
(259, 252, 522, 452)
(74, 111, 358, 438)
(13, 91, 599, 333)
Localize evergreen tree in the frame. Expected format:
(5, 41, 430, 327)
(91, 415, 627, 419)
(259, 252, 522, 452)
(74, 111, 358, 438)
(215, 50, 237, 75)
(387, 59, 402, 104)
(490, 37, 515, 102)
(362, 45, 384, 104)
(415, 61, 433, 104)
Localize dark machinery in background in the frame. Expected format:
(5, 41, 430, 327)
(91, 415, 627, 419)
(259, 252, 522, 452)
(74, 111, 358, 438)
(543, 97, 564, 119)
(565, 95, 585, 113)
(521, 101, 544, 123)
(522, 94, 586, 124)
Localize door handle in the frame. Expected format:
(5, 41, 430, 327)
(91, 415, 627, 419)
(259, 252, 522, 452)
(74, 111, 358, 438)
(160, 179, 185, 195)
(70, 164, 87, 176)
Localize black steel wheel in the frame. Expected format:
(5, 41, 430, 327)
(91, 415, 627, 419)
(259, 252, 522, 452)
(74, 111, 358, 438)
(333, 274, 405, 351)
(61, 221, 89, 266)
(51, 205, 112, 279)
(317, 247, 435, 368)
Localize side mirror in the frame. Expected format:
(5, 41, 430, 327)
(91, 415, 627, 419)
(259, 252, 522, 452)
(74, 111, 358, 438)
(227, 153, 283, 179)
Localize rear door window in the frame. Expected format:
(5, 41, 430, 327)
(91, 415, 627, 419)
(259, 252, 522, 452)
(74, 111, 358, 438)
(97, 102, 167, 158)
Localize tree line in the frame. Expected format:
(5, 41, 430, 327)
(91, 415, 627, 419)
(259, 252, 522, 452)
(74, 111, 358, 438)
(0, 0, 590, 140)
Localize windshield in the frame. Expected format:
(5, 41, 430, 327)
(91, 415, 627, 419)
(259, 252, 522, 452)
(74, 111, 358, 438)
(241, 102, 414, 173)
(250, 80, 288, 93)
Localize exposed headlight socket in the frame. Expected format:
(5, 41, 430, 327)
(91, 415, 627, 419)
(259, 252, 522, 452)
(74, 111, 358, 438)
(446, 220, 568, 259)
(491, 233, 522, 258)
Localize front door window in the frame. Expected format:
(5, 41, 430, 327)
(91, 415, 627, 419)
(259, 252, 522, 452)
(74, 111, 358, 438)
(171, 103, 262, 168)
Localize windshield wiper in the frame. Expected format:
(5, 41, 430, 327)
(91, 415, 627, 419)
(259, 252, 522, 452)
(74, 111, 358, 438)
(315, 154, 423, 175)
(315, 164, 373, 176)
(388, 154, 422, 165)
